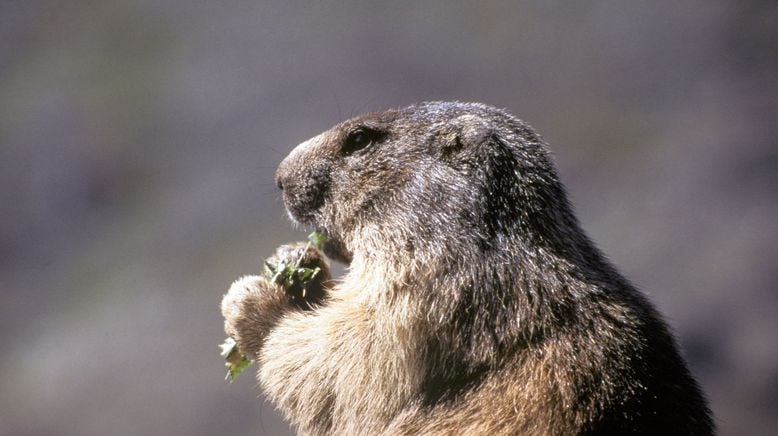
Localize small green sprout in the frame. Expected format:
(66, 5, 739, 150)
(220, 337, 252, 382)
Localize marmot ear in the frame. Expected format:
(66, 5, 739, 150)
(440, 115, 496, 158)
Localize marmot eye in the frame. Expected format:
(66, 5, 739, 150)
(342, 128, 375, 155)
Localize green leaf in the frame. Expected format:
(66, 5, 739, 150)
(297, 267, 313, 282)
(220, 337, 253, 382)
(271, 262, 289, 284)
(307, 231, 328, 249)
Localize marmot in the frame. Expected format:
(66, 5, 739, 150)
(222, 102, 713, 435)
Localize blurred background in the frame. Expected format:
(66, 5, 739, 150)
(1, 1, 776, 435)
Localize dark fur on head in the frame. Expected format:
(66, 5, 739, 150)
(225, 102, 713, 435)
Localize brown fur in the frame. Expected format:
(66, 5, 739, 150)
(222, 102, 713, 435)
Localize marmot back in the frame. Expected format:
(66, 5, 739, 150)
(222, 102, 714, 435)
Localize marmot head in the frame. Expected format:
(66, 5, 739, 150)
(276, 102, 574, 267)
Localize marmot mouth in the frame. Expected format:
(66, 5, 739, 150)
(317, 229, 353, 265)
(280, 178, 328, 227)
(281, 197, 351, 264)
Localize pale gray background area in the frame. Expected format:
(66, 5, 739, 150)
(1, 1, 776, 435)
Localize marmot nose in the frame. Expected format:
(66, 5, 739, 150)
(276, 173, 284, 190)
(275, 170, 288, 191)
(276, 153, 294, 191)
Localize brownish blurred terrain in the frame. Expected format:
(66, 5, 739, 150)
(1, 2, 776, 435)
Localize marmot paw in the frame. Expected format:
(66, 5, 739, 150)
(221, 275, 284, 358)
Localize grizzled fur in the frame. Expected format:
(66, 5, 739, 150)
(221, 102, 713, 435)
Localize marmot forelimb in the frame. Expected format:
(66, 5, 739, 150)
(221, 102, 713, 435)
